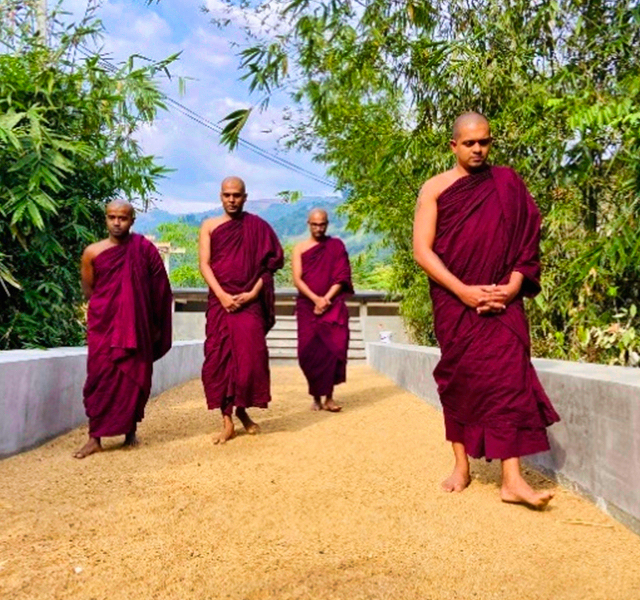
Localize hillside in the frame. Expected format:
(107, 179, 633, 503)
(136, 196, 379, 256)
(141, 196, 392, 290)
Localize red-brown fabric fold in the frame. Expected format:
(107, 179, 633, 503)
(83, 234, 172, 437)
(429, 166, 559, 460)
(296, 237, 353, 397)
(202, 213, 284, 413)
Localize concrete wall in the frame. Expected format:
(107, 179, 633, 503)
(0, 341, 203, 458)
(361, 315, 410, 345)
(173, 288, 410, 344)
(174, 313, 206, 341)
(367, 342, 640, 534)
(173, 312, 410, 344)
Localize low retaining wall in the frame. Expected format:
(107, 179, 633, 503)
(0, 341, 203, 458)
(367, 342, 640, 534)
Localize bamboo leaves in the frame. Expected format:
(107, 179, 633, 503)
(212, 0, 640, 364)
(0, 1, 174, 348)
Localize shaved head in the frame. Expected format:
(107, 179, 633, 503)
(452, 112, 490, 140)
(220, 176, 248, 217)
(105, 199, 135, 239)
(307, 207, 329, 241)
(221, 176, 246, 194)
(308, 208, 328, 222)
(106, 199, 135, 219)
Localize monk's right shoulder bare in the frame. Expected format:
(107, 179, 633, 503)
(418, 170, 459, 208)
(201, 215, 227, 235)
(82, 239, 110, 262)
(293, 239, 312, 255)
(417, 175, 442, 209)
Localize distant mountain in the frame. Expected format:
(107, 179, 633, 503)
(134, 196, 343, 234)
(133, 209, 177, 233)
(134, 196, 378, 257)
(134, 207, 220, 234)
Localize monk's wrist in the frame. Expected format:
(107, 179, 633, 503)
(509, 271, 524, 288)
(451, 281, 467, 299)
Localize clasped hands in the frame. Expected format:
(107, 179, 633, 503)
(459, 282, 519, 315)
(313, 295, 331, 315)
(219, 290, 256, 313)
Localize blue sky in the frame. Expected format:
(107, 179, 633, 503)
(61, 0, 335, 213)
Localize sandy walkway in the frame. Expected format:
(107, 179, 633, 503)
(1, 365, 639, 600)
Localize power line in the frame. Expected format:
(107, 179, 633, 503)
(163, 97, 336, 188)
(75, 45, 336, 188)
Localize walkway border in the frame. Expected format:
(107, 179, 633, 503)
(0, 341, 203, 458)
(367, 342, 640, 535)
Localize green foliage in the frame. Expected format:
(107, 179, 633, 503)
(168, 263, 203, 288)
(276, 190, 303, 203)
(155, 222, 202, 287)
(275, 241, 295, 288)
(216, 0, 640, 366)
(155, 218, 391, 291)
(351, 249, 393, 292)
(0, 1, 175, 349)
(220, 107, 252, 151)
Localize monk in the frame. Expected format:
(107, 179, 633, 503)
(413, 112, 560, 508)
(292, 209, 353, 412)
(74, 200, 173, 458)
(199, 176, 284, 444)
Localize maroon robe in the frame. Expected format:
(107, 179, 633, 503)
(202, 213, 284, 414)
(296, 237, 353, 397)
(83, 233, 173, 437)
(429, 166, 560, 460)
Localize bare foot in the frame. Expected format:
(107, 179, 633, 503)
(244, 422, 261, 435)
(236, 408, 261, 435)
(73, 437, 102, 459)
(441, 469, 471, 492)
(311, 399, 323, 411)
(214, 418, 236, 445)
(323, 399, 342, 413)
(501, 479, 554, 510)
(123, 431, 139, 448)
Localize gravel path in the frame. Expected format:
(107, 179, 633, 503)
(1, 365, 639, 600)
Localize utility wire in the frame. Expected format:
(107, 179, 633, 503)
(163, 97, 335, 188)
(75, 45, 336, 188)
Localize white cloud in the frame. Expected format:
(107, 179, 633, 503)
(182, 27, 234, 69)
(98, 6, 173, 60)
(204, 0, 289, 38)
(58, 0, 330, 213)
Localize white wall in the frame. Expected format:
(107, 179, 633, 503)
(367, 342, 640, 534)
(0, 341, 203, 458)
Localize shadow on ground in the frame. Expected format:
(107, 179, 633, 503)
(470, 457, 558, 493)
(263, 383, 402, 434)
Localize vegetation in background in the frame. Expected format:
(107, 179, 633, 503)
(212, 0, 640, 366)
(154, 207, 394, 291)
(0, 1, 176, 348)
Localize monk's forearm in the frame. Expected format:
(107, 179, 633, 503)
(415, 249, 465, 297)
(505, 271, 525, 300)
(324, 283, 342, 301)
(199, 263, 227, 299)
(80, 258, 94, 300)
(294, 277, 320, 302)
(250, 277, 264, 298)
(509, 271, 525, 290)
